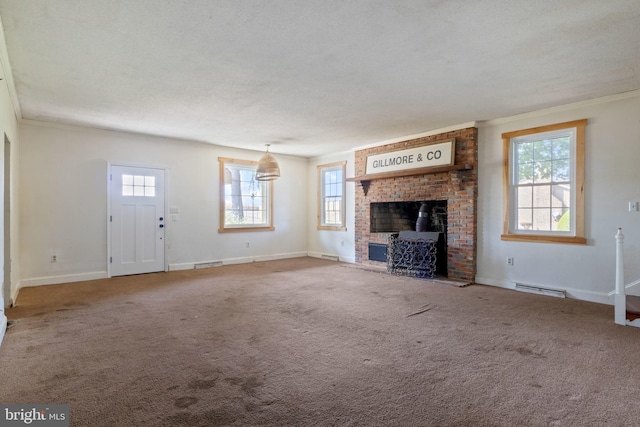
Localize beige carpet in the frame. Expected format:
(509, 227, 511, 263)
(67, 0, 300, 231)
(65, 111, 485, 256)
(1, 257, 639, 426)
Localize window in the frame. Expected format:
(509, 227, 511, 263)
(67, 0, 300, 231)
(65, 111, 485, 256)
(502, 119, 586, 244)
(219, 157, 274, 232)
(317, 161, 346, 230)
(122, 174, 156, 197)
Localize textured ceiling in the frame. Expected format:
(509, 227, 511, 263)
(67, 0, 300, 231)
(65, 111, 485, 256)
(0, 0, 639, 157)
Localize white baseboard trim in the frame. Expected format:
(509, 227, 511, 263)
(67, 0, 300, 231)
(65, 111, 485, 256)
(307, 251, 355, 263)
(169, 252, 309, 271)
(168, 262, 198, 271)
(10, 285, 19, 307)
(0, 313, 7, 348)
(474, 276, 611, 305)
(223, 252, 308, 265)
(17, 271, 108, 297)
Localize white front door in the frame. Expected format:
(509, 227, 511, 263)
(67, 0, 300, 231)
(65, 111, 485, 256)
(109, 165, 166, 276)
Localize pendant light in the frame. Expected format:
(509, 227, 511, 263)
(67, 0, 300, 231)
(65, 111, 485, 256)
(255, 144, 280, 181)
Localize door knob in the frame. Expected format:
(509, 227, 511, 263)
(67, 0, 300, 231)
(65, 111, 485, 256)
(159, 217, 164, 221)
(159, 224, 164, 228)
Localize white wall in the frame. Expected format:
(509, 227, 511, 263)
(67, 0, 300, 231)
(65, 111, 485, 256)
(307, 151, 356, 263)
(18, 121, 308, 287)
(476, 91, 640, 303)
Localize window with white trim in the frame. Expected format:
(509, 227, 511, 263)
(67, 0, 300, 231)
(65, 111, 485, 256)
(122, 174, 156, 197)
(219, 157, 274, 232)
(502, 119, 586, 244)
(317, 161, 346, 231)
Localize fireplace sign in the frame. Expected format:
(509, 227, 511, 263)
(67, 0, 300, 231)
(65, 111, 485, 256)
(365, 139, 455, 175)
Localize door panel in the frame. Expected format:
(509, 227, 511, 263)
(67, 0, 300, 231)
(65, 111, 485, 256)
(121, 204, 136, 264)
(110, 165, 166, 276)
(141, 204, 158, 261)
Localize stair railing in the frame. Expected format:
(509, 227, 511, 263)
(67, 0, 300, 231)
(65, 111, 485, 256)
(614, 228, 626, 325)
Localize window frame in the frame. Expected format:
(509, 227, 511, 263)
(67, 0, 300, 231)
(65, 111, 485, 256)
(501, 119, 587, 245)
(317, 161, 346, 231)
(218, 157, 274, 233)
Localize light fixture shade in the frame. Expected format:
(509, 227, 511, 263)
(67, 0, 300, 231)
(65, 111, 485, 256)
(256, 146, 280, 181)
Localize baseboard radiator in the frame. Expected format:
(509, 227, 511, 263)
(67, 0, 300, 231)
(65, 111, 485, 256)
(515, 283, 566, 298)
(194, 261, 223, 269)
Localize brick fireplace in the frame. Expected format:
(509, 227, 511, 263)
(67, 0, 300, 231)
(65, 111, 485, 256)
(352, 127, 478, 281)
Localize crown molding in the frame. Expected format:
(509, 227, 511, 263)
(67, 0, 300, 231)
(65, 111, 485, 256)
(477, 90, 640, 127)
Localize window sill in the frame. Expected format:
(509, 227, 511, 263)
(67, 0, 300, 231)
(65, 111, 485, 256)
(219, 226, 275, 233)
(317, 225, 347, 231)
(501, 234, 586, 245)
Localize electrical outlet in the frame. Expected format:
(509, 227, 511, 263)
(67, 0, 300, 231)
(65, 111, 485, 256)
(51, 255, 57, 263)
(629, 201, 639, 212)
(507, 257, 514, 266)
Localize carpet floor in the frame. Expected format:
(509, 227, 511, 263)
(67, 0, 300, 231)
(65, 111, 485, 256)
(1, 257, 640, 426)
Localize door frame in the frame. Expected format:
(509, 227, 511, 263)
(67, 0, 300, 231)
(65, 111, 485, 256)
(3, 135, 10, 308)
(107, 162, 169, 278)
